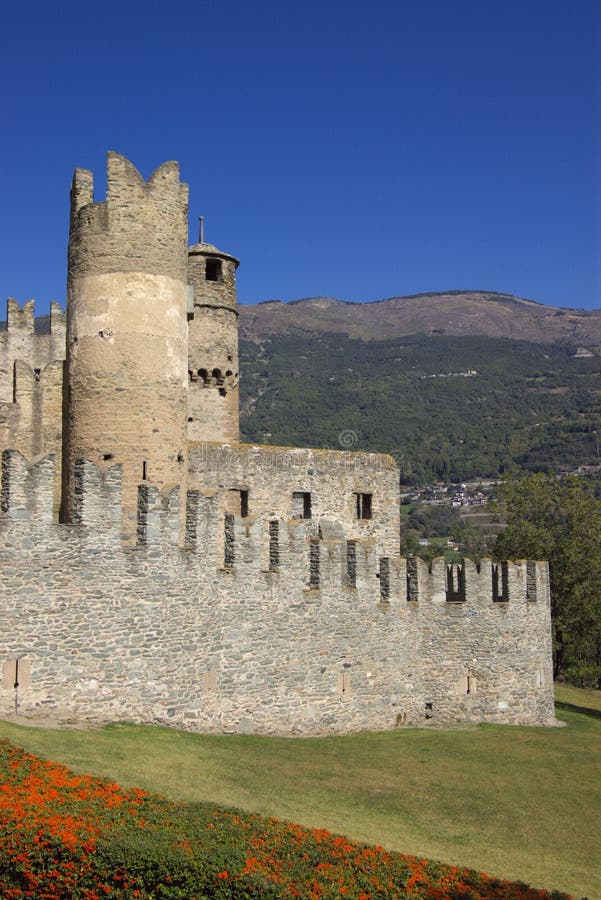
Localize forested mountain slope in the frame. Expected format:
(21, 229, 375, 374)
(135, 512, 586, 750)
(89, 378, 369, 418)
(239, 330, 601, 484)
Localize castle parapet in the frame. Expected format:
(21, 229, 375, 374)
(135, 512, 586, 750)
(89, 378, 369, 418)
(137, 483, 181, 547)
(1, 450, 54, 523)
(0, 449, 551, 611)
(71, 459, 122, 534)
(6, 298, 34, 333)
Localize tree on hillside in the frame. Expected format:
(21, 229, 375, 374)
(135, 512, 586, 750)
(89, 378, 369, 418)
(494, 474, 601, 686)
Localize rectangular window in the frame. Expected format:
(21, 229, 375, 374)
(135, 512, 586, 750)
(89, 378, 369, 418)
(355, 492, 372, 520)
(292, 491, 312, 519)
(205, 258, 222, 282)
(226, 489, 249, 517)
(309, 538, 320, 589)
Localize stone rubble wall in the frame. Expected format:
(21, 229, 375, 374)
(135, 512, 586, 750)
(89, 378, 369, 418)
(0, 451, 556, 733)
(0, 300, 66, 515)
(188, 442, 402, 558)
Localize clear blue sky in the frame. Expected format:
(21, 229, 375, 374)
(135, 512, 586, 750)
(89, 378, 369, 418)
(1, 0, 599, 315)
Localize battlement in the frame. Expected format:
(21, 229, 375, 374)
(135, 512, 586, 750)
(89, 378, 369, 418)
(0, 450, 549, 612)
(6, 298, 34, 332)
(0, 449, 555, 733)
(2, 299, 65, 336)
(71, 154, 187, 216)
(68, 152, 189, 282)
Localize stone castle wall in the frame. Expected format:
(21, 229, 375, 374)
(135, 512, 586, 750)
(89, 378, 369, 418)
(0, 300, 66, 515)
(0, 152, 557, 735)
(0, 451, 555, 733)
(188, 442, 401, 557)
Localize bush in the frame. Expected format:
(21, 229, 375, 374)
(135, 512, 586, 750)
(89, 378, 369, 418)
(0, 739, 581, 899)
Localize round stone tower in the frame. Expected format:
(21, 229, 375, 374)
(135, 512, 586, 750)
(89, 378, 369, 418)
(62, 152, 189, 541)
(187, 227, 240, 443)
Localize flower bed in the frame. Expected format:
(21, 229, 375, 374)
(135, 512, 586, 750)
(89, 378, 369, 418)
(0, 739, 577, 899)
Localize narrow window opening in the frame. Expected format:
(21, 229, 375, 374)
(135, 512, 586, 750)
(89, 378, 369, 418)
(34, 368, 41, 382)
(224, 514, 235, 568)
(269, 520, 280, 571)
(103, 453, 113, 461)
(355, 492, 372, 520)
(492, 562, 509, 602)
(219, 387, 227, 397)
(188, 416, 193, 422)
(526, 560, 537, 601)
(379, 557, 391, 602)
(346, 540, 357, 588)
(466, 675, 477, 695)
(205, 258, 222, 282)
(406, 557, 419, 602)
(142, 461, 148, 481)
(292, 491, 312, 519)
(309, 538, 320, 589)
(425, 701, 433, 719)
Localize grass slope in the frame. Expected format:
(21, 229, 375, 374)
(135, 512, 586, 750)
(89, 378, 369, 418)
(0, 686, 599, 899)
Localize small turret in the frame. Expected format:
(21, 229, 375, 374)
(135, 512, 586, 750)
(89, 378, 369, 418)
(187, 221, 240, 443)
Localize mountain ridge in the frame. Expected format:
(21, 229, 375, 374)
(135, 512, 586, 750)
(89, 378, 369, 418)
(239, 290, 601, 346)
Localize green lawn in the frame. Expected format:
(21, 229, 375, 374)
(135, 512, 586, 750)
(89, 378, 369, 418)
(0, 685, 599, 899)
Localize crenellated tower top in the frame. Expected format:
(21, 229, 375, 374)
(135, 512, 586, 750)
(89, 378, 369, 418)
(62, 152, 190, 541)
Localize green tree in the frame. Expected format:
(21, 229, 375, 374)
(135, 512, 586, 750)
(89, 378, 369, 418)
(494, 474, 601, 685)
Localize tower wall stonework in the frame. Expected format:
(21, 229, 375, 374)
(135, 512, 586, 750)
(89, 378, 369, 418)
(62, 153, 189, 540)
(0, 152, 557, 733)
(0, 453, 556, 732)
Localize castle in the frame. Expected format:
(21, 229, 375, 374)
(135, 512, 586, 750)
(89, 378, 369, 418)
(0, 153, 555, 733)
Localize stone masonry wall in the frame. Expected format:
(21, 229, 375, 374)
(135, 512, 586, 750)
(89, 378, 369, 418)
(0, 452, 556, 733)
(188, 442, 401, 558)
(0, 300, 66, 514)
